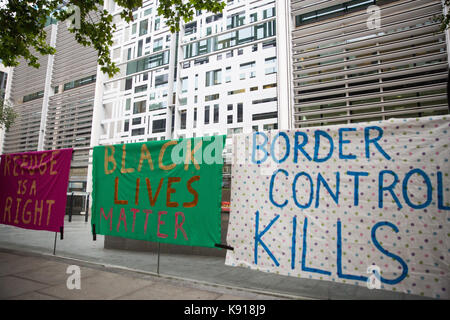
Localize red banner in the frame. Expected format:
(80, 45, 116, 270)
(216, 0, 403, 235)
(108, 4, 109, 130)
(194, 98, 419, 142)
(0, 149, 73, 232)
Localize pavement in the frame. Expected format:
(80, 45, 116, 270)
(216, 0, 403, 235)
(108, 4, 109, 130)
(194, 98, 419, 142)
(0, 249, 282, 300)
(0, 215, 431, 300)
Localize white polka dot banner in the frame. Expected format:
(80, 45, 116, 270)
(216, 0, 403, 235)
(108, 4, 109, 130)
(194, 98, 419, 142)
(225, 116, 449, 299)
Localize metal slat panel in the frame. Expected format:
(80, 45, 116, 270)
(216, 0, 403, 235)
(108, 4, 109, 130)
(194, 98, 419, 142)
(294, 105, 449, 126)
(293, 14, 438, 52)
(293, 33, 441, 67)
(294, 94, 447, 116)
(297, 42, 444, 76)
(292, 0, 349, 16)
(292, 1, 439, 40)
(294, 62, 448, 90)
(294, 82, 447, 109)
(293, 52, 446, 80)
(293, 23, 439, 60)
(296, 72, 447, 100)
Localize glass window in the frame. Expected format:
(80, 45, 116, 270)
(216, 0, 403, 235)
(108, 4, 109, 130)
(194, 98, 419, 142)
(237, 103, 243, 122)
(252, 111, 278, 121)
(125, 77, 132, 90)
(149, 101, 167, 111)
(153, 37, 163, 52)
(185, 22, 197, 35)
(183, 20, 276, 59)
(227, 12, 245, 29)
(263, 7, 275, 19)
(139, 19, 148, 36)
(126, 51, 170, 75)
(205, 93, 219, 101)
(295, 0, 375, 27)
(180, 110, 187, 129)
(206, 13, 222, 23)
(263, 83, 277, 89)
(137, 40, 143, 57)
(144, 8, 152, 16)
(155, 74, 169, 88)
(193, 108, 197, 128)
(205, 69, 222, 86)
(204, 106, 210, 124)
(63, 75, 96, 91)
(240, 61, 255, 69)
(133, 101, 146, 114)
(134, 84, 147, 93)
(152, 119, 166, 133)
(131, 128, 145, 136)
(214, 104, 219, 123)
(23, 90, 44, 102)
(181, 77, 188, 93)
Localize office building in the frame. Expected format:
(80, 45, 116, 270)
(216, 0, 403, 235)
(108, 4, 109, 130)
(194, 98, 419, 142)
(91, 0, 283, 163)
(1, 18, 99, 192)
(290, 0, 449, 128)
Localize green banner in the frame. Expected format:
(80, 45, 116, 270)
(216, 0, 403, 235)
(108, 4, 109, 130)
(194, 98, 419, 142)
(91, 136, 225, 248)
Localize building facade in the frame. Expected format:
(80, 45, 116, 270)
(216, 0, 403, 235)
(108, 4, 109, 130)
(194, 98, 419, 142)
(290, 0, 449, 127)
(2, 0, 449, 194)
(1, 18, 99, 192)
(92, 0, 282, 159)
(91, 0, 449, 150)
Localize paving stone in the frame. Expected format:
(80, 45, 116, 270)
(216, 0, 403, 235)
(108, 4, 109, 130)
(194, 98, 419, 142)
(8, 291, 59, 300)
(38, 270, 154, 300)
(0, 275, 49, 299)
(15, 261, 101, 286)
(117, 282, 221, 300)
(0, 256, 53, 276)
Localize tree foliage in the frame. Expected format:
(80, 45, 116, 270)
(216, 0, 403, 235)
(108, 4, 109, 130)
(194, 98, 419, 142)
(0, 93, 17, 131)
(0, 0, 225, 78)
(438, 0, 450, 31)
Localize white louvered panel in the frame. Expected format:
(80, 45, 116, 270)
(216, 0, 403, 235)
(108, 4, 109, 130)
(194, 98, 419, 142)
(296, 71, 448, 100)
(295, 94, 447, 116)
(297, 42, 444, 76)
(294, 51, 446, 82)
(292, 0, 350, 16)
(293, 23, 439, 61)
(293, 1, 439, 43)
(294, 105, 449, 127)
(293, 33, 442, 67)
(292, 0, 438, 39)
(295, 82, 447, 108)
(292, 0, 448, 128)
(294, 15, 438, 54)
(295, 62, 448, 90)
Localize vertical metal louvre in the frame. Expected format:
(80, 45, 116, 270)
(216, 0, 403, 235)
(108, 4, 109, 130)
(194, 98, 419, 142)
(291, 0, 449, 127)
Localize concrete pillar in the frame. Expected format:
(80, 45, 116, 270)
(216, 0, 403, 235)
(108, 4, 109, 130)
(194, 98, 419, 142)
(276, 0, 294, 130)
(38, 23, 58, 151)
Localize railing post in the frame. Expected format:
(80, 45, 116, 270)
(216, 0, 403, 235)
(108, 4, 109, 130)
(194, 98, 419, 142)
(69, 192, 74, 222)
(85, 193, 90, 222)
